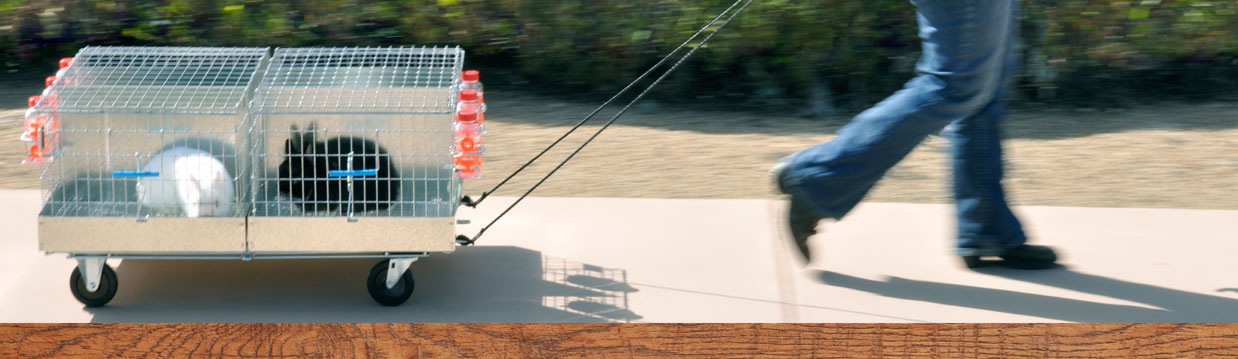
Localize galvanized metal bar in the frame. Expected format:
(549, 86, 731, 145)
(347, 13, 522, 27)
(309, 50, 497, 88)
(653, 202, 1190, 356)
(67, 252, 429, 260)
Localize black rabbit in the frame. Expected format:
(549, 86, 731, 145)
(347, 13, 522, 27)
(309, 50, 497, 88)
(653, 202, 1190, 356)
(277, 123, 400, 213)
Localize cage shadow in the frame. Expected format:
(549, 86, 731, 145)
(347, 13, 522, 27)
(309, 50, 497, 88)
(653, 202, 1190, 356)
(86, 246, 641, 323)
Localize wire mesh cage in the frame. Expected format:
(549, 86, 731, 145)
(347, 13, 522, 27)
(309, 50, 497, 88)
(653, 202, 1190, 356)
(35, 46, 269, 218)
(250, 46, 465, 218)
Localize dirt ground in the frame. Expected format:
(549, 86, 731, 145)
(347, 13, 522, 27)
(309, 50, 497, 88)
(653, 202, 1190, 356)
(2, 70, 1236, 210)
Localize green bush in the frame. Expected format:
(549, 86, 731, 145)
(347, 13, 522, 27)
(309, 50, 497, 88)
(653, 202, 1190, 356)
(4, 0, 1236, 108)
(1033, 0, 1238, 102)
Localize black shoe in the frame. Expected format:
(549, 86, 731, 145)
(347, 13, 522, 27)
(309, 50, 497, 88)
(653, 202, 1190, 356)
(962, 244, 1058, 270)
(772, 162, 822, 263)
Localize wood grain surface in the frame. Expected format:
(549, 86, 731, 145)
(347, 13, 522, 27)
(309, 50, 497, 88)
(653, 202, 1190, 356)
(2, 324, 1236, 358)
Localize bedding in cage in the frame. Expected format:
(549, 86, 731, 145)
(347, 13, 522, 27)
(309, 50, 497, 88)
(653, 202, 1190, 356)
(246, 46, 467, 253)
(33, 47, 268, 253)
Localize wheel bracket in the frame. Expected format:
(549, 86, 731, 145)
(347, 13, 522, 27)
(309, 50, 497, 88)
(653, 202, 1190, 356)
(386, 258, 417, 289)
(75, 257, 106, 292)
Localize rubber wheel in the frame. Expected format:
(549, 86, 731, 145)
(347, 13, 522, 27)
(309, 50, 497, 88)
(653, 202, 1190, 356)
(367, 260, 414, 306)
(70, 264, 118, 307)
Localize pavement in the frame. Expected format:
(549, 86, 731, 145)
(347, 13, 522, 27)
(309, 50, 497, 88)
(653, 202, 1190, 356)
(1, 189, 1235, 323)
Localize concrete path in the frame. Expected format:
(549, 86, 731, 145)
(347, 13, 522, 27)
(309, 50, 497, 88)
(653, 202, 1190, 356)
(1, 189, 1235, 323)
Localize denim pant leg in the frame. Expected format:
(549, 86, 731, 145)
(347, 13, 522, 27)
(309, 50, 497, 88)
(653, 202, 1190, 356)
(948, 1, 1028, 256)
(782, 0, 1015, 223)
(782, 75, 961, 220)
(947, 97, 1027, 256)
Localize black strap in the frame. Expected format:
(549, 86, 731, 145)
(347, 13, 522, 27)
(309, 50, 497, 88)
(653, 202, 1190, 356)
(459, 0, 756, 245)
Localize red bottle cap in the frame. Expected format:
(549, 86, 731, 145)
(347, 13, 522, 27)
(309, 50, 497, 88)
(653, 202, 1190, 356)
(28, 95, 41, 108)
(459, 89, 478, 101)
(461, 70, 480, 82)
(59, 58, 73, 69)
(45, 76, 57, 87)
(456, 109, 477, 122)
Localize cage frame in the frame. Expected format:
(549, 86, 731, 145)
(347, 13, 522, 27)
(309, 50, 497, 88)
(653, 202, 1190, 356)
(35, 45, 468, 260)
(245, 45, 466, 254)
(36, 46, 270, 254)
(35, 45, 474, 307)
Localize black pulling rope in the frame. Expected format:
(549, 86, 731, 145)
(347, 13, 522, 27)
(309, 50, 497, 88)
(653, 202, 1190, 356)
(458, 0, 756, 246)
(461, 0, 750, 209)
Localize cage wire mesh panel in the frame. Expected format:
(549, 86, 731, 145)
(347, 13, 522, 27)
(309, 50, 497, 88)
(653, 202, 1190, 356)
(251, 46, 464, 218)
(36, 46, 269, 218)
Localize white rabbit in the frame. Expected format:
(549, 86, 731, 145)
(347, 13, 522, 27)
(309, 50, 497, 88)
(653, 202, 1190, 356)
(135, 147, 235, 218)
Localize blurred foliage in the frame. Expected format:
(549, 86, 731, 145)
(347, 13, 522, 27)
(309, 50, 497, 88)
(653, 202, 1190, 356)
(1029, 0, 1238, 103)
(3, 0, 1237, 108)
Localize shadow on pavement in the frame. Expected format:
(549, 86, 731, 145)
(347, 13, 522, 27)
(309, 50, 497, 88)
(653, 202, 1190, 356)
(816, 267, 1238, 322)
(87, 246, 641, 323)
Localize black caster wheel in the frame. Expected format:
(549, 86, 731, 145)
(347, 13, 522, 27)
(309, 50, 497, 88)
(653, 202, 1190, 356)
(70, 264, 118, 307)
(367, 260, 414, 306)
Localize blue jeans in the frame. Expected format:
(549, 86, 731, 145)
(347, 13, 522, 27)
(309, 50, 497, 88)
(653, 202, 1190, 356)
(780, 0, 1025, 256)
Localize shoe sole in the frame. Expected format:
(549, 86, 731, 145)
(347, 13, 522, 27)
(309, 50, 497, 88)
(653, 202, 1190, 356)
(962, 255, 1057, 270)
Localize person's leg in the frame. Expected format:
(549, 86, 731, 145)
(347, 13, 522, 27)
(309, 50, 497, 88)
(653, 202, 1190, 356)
(945, 72, 1027, 256)
(946, 0, 1057, 267)
(946, 0, 1024, 255)
(774, 0, 1016, 262)
(780, 0, 1014, 221)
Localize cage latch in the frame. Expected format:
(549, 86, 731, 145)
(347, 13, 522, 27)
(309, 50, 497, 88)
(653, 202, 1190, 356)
(326, 152, 381, 221)
(112, 170, 160, 178)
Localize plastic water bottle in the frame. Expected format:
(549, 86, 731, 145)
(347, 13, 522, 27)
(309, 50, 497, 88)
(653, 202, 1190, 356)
(55, 57, 72, 81)
(457, 89, 484, 123)
(461, 70, 484, 103)
(20, 114, 45, 142)
(453, 110, 483, 178)
(22, 94, 54, 163)
(41, 77, 59, 110)
(20, 96, 42, 142)
(453, 109, 483, 153)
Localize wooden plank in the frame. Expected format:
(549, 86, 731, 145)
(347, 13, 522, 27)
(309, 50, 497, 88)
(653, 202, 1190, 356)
(1, 324, 1235, 358)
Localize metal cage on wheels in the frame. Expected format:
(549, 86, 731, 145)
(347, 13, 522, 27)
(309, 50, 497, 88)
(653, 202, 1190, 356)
(33, 46, 269, 307)
(32, 46, 470, 307)
(248, 46, 466, 305)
